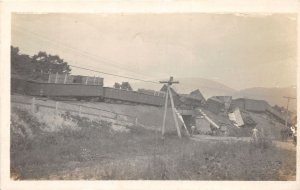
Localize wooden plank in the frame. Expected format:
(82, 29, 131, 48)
(161, 86, 169, 137)
(168, 86, 182, 138)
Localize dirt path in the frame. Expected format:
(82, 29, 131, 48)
(190, 134, 251, 143)
(190, 135, 296, 151)
(273, 140, 296, 151)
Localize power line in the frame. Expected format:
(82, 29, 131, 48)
(70, 65, 159, 84)
(12, 24, 158, 81)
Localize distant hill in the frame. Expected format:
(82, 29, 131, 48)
(131, 77, 236, 99)
(233, 86, 297, 112)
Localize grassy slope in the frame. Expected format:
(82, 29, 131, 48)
(11, 107, 296, 180)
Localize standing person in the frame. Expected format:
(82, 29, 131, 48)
(191, 125, 196, 136)
(252, 127, 259, 142)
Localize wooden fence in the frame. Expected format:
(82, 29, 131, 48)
(11, 95, 138, 126)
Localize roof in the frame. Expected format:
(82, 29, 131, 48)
(207, 97, 223, 104)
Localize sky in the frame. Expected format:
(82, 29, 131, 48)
(11, 13, 297, 90)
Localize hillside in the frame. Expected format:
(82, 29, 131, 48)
(11, 100, 296, 180)
(233, 86, 297, 112)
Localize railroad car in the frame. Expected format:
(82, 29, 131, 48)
(11, 77, 165, 107)
(103, 87, 164, 106)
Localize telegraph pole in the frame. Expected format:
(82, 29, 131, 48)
(160, 77, 182, 138)
(283, 96, 296, 128)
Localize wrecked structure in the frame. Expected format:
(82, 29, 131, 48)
(228, 108, 256, 128)
(158, 86, 293, 137)
(206, 96, 232, 114)
(231, 98, 292, 126)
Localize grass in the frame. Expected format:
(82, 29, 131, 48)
(10, 107, 296, 180)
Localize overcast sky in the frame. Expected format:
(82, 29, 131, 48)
(11, 13, 297, 90)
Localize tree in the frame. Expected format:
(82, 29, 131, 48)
(31, 51, 71, 75)
(11, 46, 32, 76)
(121, 82, 133, 91)
(11, 46, 71, 81)
(114, 82, 121, 89)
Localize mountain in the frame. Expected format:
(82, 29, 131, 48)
(131, 77, 236, 99)
(233, 86, 297, 112)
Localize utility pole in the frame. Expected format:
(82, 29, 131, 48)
(160, 77, 181, 138)
(160, 77, 190, 138)
(283, 96, 296, 128)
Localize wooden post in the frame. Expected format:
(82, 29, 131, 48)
(160, 77, 181, 138)
(115, 114, 119, 125)
(93, 76, 96, 85)
(175, 108, 190, 136)
(283, 96, 296, 128)
(55, 72, 58, 83)
(162, 87, 169, 137)
(64, 74, 68, 84)
(31, 97, 36, 113)
(85, 77, 89, 85)
(168, 87, 182, 138)
(135, 117, 138, 126)
(79, 105, 82, 116)
(48, 73, 51, 83)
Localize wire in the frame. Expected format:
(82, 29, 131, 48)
(12, 24, 158, 81)
(70, 65, 159, 84)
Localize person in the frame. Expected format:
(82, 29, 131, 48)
(291, 125, 297, 145)
(191, 125, 196, 136)
(252, 127, 258, 142)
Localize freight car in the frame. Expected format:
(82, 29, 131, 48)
(103, 87, 165, 106)
(11, 77, 165, 107)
